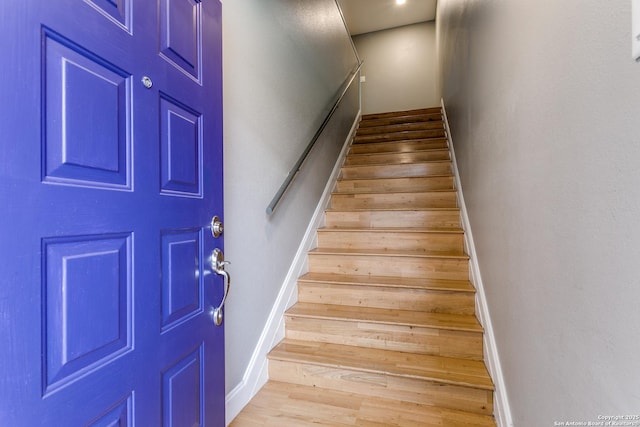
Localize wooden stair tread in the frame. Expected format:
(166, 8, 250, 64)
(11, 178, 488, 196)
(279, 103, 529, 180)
(230, 381, 496, 427)
(336, 176, 455, 194)
(346, 157, 451, 167)
(298, 272, 475, 292)
(359, 114, 443, 128)
(351, 137, 447, 146)
(352, 137, 447, 146)
(341, 159, 451, 168)
(358, 119, 444, 128)
(269, 339, 494, 390)
(347, 147, 450, 157)
(356, 122, 445, 135)
(318, 226, 463, 234)
(332, 174, 455, 194)
(324, 210, 461, 229)
(345, 154, 450, 164)
(340, 161, 452, 180)
(332, 191, 456, 198)
(350, 140, 448, 155)
(310, 247, 469, 259)
(344, 151, 450, 167)
(331, 193, 457, 210)
(333, 189, 457, 196)
(362, 107, 441, 120)
(338, 174, 454, 181)
(355, 130, 444, 138)
(354, 130, 446, 143)
(355, 129, 445, 136)
(287, 303, 483, 332)
(360, 112, 441, 121)
(326, 207, 460, 212)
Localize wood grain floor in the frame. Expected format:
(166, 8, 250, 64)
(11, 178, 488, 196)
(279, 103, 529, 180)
(231, 382, 496, 427)
(230, 107, 496, 426)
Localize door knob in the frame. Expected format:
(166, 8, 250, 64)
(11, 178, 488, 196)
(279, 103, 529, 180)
(210, 248, 230, 326)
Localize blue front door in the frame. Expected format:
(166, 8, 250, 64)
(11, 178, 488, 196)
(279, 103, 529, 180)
(0, 0, 225, 425)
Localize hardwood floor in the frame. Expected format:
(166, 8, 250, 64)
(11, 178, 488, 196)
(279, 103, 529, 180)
(230, 107, 496, 426)
(232, 382, 495, 427)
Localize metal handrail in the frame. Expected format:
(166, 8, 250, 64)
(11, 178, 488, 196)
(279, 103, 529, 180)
(266, 61, 363, 215)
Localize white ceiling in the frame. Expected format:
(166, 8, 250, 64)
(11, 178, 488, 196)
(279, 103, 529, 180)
(337, 0, 437, 36)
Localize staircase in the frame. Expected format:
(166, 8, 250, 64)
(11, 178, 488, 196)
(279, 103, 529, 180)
(231, 107, 496, 426)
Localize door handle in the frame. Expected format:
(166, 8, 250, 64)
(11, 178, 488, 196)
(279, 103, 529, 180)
(210, 248, 230, 326)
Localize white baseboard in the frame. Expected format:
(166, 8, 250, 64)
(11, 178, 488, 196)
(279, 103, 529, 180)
(440, 99, 513, 427)
(224, 110, 361, 426)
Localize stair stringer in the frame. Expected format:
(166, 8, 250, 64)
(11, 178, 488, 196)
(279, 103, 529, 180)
(441, 99, 514, 427)
(224, 110, 361, 426)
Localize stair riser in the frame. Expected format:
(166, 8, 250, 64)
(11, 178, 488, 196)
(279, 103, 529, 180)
(331, 192, 457, 210)
(359, 113, 442, 128)
(317, 231, 464, 254)
(362, 107, 442, 120)
(297, 283, 475, 314)
(356, 121, 444, 136)
(324, 210, 461, 229)
(308, 253, 469, 280)
(337, 176, 454, 194)
(285, 316, 483, 360)
(355, 129, 445, 143)
(349, 139, 447, 154)
(268, 360, 493, 416)
(344, 150, 450, 166)
(341, 162, 451, 179)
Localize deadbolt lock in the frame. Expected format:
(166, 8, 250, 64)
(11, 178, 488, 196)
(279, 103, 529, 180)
(211, 216, 223, 238)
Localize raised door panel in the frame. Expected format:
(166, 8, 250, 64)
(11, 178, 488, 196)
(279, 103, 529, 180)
(43, 30, 132, 189)
(159, 0, 202, 81)
(43, 234, 132, 395)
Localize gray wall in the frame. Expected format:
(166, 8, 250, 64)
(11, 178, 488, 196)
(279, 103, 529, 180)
(437, 0, 640, 424)
(354, 21, 439, 114)
(223, 0, 359, 395)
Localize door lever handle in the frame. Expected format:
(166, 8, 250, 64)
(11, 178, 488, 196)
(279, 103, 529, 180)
(210, 248, 230, 326)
